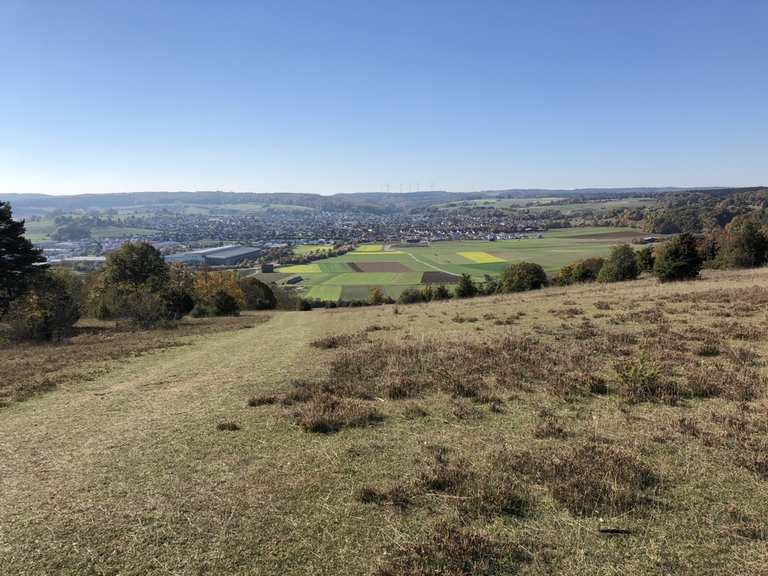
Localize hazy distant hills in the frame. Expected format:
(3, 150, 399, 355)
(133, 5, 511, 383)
(3, 187, 713, 217)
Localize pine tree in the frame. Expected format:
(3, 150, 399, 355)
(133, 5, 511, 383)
(0, 202, 47, 317)
(653, 233, 702, 282)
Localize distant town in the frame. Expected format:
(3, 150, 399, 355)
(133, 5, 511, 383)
(9, 187, 677, 268)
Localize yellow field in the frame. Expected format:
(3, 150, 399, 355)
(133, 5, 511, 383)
(278, 263, 322, 273)
(354, 244, 385, 252)
(457, 251, 506, 263)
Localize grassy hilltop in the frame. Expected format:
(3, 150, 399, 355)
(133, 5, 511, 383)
(2, 267, 768, 575)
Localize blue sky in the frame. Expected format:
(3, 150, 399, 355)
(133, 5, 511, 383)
(1, 0, 766, 195)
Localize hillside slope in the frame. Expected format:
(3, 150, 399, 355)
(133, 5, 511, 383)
(2, 269, 768, 575)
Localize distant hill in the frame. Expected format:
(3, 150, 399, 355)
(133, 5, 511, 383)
(3, 187, 707, 217)
(640, 186, 768, 233)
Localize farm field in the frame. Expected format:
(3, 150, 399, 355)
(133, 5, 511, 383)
(274, 227, 648, 300)
(2, 267, 768, 575)
(22, 218, 160, 242)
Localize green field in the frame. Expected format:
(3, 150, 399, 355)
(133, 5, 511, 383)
(275, 227, 646, 300)
(23, 219, 59, 242)
(22, 218, 159, 242)
(293, 244, 334, 256)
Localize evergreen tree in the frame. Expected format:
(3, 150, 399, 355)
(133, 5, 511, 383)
(597, 244, 639, 283)
(653, 233, 702, 282)
(454, 274, 478, 298)
(0, 201, 47, 317)
(635, 246, 655, 273)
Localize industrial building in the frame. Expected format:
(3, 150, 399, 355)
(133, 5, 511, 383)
(165, 245, 262, 266)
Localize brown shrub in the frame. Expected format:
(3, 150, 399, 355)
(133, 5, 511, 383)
(695, 339, 721, 357)
(464, 450, 534, 518)
(420, 450, 473, 494)
(310, 333, 358, 349)
(418, 447, 533, 518)
(548, 444, 658, 516)
(711, 320, 762, 341)
(749, 453, 768, 480)
(248, 394, 278, 406)
(403, 402, 428, 418)
(356, 484, 413, 510)
(216, 421, 240, 431)
(452, 399, 485, 420)
(294, 393, 384, 433)
(375, 522, 529, 576)
(684, 363, 764, 401)
(451, 314, 478, 323)
(534, 409, 568, 439)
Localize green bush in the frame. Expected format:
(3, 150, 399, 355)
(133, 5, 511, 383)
(597, 244, 639, 283)
(122, 288, 175, 328)
(164, 262, 196, 319)
(717, 219, 768, 269)
(454, 274, 478, 298)
(238, 277, 277, 310)
(555, 257, 604, 285)
(398, 288, 424, 304)
(367, 287, 387, 305)
(635, 246, 655, 272)
(500, 262, 548, 292)
(653, 233, 702, 282)
(434, 285, 452, 300)
(88, 242, 175, 325)
(213, 289, 240, 316)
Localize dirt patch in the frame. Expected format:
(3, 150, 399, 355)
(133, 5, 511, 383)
(348, 261, 412, 273)
(421, 271, 460, 284)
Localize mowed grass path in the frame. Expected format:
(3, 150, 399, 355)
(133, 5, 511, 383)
(0, 312, 376, 575)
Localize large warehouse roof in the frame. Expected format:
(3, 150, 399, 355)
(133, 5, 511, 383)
(204, 246, 261, 260)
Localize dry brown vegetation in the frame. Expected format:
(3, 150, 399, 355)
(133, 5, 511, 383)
(375, 522, 530, 576)
(243, 270, 768, 573)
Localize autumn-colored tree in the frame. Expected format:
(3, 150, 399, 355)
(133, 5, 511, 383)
(7, 270, 80, 341)
(192, 270, 246, 316)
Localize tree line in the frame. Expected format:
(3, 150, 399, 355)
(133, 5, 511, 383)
(1, 202, 276, 342)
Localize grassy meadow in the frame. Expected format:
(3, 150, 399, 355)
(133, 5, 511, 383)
(2, 267, 768, 575)
(276, 227, 649, 300)
(23, 218, 160, 242)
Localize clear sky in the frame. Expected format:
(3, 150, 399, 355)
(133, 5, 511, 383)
(1, 0, 766, 195)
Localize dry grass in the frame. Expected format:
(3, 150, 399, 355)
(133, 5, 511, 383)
(4, 268, 768, 575)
